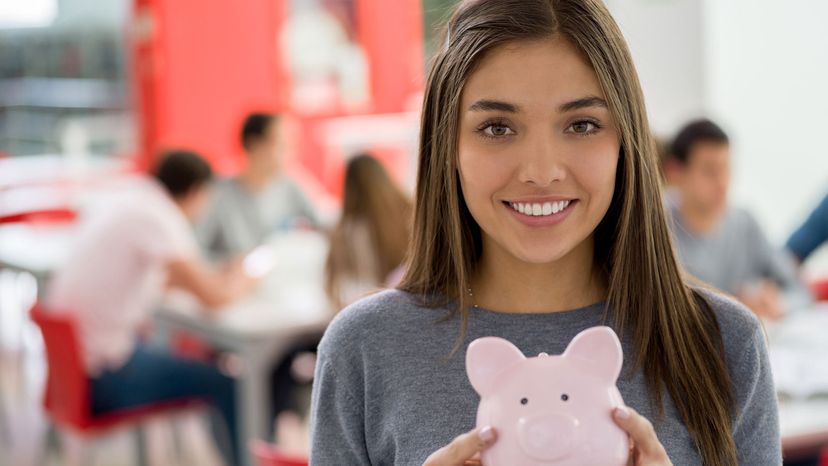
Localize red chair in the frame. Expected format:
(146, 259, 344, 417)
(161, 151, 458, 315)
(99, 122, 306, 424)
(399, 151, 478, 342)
(30, 305, 203, 463)
(820, 446, 828, 466)
(250, 440, 308, 466)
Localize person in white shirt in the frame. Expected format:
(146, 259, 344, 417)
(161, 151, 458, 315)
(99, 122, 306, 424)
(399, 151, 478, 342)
(46, 150, 254, 465)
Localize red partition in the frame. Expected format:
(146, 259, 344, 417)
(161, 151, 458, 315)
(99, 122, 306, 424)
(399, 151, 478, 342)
(132, 0, 423, 197)
(132, 0, 289, 174)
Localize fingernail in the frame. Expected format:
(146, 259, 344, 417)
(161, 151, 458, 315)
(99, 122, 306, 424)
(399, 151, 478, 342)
(615, 406, 631, 420)
(479, 426, 496, 444)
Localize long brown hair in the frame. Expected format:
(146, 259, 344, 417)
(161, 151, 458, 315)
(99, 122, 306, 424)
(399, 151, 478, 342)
(398, 0, 737, 464)
(326, 154, 413, 309)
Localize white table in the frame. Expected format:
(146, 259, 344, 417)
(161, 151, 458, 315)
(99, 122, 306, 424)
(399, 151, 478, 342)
(0, 158, 133, 291)
(155, 231, 333, 466)
(769, 307, 828, 461)
(0, 223, 74, 285)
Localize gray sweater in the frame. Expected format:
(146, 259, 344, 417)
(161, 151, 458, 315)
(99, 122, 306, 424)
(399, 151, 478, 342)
(310, 289, 781, 465)
(668, 201, 811, 312)
(196, 175, 318, 261)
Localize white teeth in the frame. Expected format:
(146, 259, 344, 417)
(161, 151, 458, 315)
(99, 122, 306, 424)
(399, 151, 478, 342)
(509, 200, 572, 216)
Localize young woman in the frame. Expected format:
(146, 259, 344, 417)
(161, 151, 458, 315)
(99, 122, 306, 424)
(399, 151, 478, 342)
(310, 1, 780, 465)
(325, 153, 413, 310)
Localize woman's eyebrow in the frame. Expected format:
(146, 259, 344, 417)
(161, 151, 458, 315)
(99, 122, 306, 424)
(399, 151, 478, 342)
(467, 96, 607, 113)
(559, 96, 608, 112)
(467, 99, 521, 113)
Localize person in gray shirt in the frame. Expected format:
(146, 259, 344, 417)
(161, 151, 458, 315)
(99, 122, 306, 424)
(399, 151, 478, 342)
(664, 119, 811, 319)
(310, 1, 781, 465)
(197, 113, 319, 260)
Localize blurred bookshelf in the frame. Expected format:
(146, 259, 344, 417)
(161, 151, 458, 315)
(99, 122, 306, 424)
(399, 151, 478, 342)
(0, 28, 134, 157)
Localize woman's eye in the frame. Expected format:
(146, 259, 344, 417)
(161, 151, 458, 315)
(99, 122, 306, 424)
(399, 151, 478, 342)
(567, 121, 599, 135)
(481, 123, 514, 137)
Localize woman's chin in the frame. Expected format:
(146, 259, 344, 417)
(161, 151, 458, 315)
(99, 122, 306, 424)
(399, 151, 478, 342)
(508, 245, 572, 266)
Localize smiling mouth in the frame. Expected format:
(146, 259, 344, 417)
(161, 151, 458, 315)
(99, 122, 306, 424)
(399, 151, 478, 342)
(503, 200, 575, 217)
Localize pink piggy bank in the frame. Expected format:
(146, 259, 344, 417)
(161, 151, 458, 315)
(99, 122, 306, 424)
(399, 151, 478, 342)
(466, 326, 629, 466)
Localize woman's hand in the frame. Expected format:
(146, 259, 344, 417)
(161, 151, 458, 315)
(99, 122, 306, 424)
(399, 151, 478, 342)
(424, 409, 668, 466)
(422, 426, 496, 466)
(613, 407, 673, 466)
(738, 280, 784, 321)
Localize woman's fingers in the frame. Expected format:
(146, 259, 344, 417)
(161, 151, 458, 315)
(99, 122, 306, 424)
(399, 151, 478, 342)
(613, 407, 672, 465)
(423, 426, 496, 466)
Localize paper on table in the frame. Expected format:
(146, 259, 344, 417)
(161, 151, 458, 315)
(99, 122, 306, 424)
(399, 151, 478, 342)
(243, 244, 278, 278)
(768, 309, 828, 399)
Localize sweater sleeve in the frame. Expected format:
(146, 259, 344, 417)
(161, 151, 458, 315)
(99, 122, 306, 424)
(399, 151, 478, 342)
(309, 324, 372, 465)
(731, 320, 782, 465)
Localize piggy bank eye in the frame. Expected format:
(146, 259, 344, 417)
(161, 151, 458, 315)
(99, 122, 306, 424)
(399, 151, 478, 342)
(561, 394, 570, 402)
(520, 398, 529, 405)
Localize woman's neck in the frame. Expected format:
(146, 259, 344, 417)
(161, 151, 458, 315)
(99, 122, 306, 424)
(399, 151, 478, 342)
(471, 239, 606, 313)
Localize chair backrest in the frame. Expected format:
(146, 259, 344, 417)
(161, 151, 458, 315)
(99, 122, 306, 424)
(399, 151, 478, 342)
(249, 440, 308, 466)
(30, 304, 91, 428)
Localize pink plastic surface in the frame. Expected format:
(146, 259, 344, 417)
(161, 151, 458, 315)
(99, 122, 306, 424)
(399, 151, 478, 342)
(466, 326, 630, 466)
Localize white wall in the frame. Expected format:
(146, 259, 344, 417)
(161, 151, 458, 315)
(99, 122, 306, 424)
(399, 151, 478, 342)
(703, 0, 828, 243)
(609, 0, 828, 244)
(606, 0, 707, 137)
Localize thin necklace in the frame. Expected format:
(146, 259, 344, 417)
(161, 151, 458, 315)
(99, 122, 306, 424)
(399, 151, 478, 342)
(467, 287, 480, 309)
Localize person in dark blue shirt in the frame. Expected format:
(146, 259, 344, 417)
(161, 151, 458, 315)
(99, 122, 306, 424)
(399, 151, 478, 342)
(787, 193, 828, 262)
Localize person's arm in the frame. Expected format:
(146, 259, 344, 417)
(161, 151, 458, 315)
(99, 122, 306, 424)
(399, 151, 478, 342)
(786, 193, 828, 262)
(310, 354, 372, 465)
(310, 312, 373, 465)
(287, 180, 321, 229)
(167, 258, 256, 311)
(194, 184, 233, 261)
(731, 321, 782, 465)
(744, 212, 812, 314)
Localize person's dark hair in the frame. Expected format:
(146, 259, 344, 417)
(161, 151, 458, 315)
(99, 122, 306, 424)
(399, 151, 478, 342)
(152, 150, 213, 198)
(670, 119, 729, 165)
(241, 112, 279, 152)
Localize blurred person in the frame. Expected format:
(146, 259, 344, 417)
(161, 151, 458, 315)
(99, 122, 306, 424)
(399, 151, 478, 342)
(324, 154, 413, 310)
(665, 119, 811, 319)
(198, 113, 319, 261)
(787, 192, 828, 263)
(263, 153, 413, 451)
(46, 150, 255, 465)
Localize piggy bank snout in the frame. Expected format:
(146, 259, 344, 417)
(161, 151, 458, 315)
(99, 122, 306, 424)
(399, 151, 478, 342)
(517, 414, 580, 461)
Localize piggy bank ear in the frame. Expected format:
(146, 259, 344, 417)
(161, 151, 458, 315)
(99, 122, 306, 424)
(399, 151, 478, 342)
(562, 326, 623, 384)
(466, 337, 526, 396)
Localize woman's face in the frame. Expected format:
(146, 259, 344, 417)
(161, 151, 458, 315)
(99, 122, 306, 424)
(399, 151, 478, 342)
(458, 36, 620, 267)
